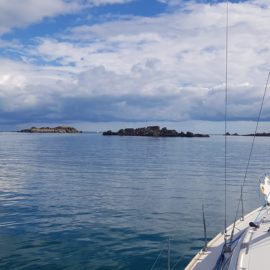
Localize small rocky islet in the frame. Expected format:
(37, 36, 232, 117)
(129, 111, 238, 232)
(226, 132, 270, 137)
(103, 126, 209, 138)
(244, 132, 270, 137)
(19, 126, 80, 133)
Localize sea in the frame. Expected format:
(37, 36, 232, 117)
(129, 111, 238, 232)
(0, 132, 269, 270)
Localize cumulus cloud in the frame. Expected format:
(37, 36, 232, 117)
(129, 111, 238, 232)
(0, 0, 80, 35)
(1, 0, 270, 126)
(0, 0, 134, 35)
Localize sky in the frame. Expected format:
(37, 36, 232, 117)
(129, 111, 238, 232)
(0, 0, 270, 132)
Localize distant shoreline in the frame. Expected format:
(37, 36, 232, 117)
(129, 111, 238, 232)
(1, 129, 270, 137)
(220, 132, 270, 137)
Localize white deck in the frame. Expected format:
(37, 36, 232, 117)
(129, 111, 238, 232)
(185, 205, 270, 270)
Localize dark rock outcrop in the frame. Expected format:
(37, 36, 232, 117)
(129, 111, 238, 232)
(244, 132, 270, 137)
(103, 126, 209, 138)
(20, 126, 81, 133)
(224, 132, 239, 136)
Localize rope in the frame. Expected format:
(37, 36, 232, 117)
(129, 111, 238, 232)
(229, 71, 270, 246)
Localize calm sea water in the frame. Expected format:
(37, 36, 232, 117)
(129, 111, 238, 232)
(0, 132, 269, 270)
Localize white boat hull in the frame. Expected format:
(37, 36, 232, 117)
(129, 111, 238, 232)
(185, 205, 270, 270)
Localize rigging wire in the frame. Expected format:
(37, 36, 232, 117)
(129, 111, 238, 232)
(150, 245, 167, 270)
(229, 70, 270, 246)
(202, 204, 208, 251)
(171, 254, 187, 270)
(224, 0, 229, 243)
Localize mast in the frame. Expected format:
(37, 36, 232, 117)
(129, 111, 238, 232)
(224, 0, 229, 246)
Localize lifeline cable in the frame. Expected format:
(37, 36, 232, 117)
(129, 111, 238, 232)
(229, 71, 270, 246)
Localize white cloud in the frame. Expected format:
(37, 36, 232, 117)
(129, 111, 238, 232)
(0, 0, 81, 35)
(0, 0, 134, 35)
(86, 0, 132, 6)
(156, 0, 183, 6)
(1, 0, 270, 125)
(35, 1, 270, 85)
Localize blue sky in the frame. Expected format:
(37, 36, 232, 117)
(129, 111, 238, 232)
(0, 0, 270, 132)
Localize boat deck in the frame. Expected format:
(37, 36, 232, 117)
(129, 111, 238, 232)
(185, 205, 270, 270)
(238, 206, 270, 270)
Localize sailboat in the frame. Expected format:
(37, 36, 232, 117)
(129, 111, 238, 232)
(185, 177, 270, 269)
(185, 1, 270, 270)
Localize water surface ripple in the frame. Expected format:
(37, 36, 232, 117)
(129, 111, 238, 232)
(0, 133, 268, 269)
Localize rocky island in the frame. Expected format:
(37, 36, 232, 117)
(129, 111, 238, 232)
(20, 126, 81, 133)
(244, 132, 270, 137)
(103, 126, 209, 138)
(225, 132, 270, 137)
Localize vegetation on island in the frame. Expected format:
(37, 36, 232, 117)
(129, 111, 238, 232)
(103, 126, 209, 138)
(19, 126, 81, 133)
